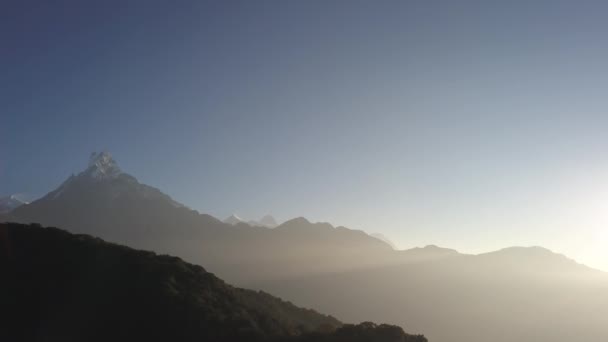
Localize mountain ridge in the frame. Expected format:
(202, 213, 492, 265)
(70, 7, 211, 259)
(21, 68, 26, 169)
(3, 152, 588, 270)
(2, 153, 597, 280)
(1, 153, 398, 282)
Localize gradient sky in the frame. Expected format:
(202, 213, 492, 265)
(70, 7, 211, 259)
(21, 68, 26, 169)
(2, 1, 608, 270)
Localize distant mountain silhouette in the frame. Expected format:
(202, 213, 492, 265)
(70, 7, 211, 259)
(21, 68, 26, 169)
(0, 222, 426, 342)
(4, 152, 608, 342)
(253, 245, 608, 342)
(397, 245, 459, 261)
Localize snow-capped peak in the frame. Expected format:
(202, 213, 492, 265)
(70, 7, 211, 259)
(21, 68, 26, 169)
(223, 213, 279, 228)
(0, 194, 28, 213)
(85, 151, 122, 180)
(224, 214, 245, 225)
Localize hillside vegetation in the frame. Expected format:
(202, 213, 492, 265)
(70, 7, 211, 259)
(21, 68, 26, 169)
(0, 223, 426, 342)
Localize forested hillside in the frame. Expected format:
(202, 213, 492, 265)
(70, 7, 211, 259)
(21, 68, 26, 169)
(0, 223, 426, 342)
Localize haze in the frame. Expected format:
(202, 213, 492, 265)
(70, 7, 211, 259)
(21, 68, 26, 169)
(3, 0, 608, 274)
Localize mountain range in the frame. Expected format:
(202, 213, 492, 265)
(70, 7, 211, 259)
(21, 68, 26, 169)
(3, 152, 396, 282)
(3, 152, 608, 342)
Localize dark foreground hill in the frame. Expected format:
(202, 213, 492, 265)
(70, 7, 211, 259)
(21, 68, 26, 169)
(0, 223, 426, 342)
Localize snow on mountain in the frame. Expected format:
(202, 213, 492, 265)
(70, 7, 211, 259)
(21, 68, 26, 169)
(0, 195, 27, 214)
(37, 151, 185, 209)
(84, 151, 122, 180)
(224, 214, 245, 225)
(11, 193, 39, 203)
(224, 214, 279, 228)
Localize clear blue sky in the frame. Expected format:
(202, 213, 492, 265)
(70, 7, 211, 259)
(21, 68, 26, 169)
(2, 1, 608, 269)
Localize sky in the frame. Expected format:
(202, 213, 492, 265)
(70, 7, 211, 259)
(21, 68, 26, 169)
(2, 0, 608, 270)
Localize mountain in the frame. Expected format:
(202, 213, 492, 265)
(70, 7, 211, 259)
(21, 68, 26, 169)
(224, 214, 279, 228)
(51, 151, 185, 209)
(5, 152, 608, 342)
(469, 245, 596, 274)
(0, 222, 426, 342)
(0, 195, 27, 214)
(225, 214, 246, 225)
(4, 151, 207, 245)
(397, 245, 460, 261)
